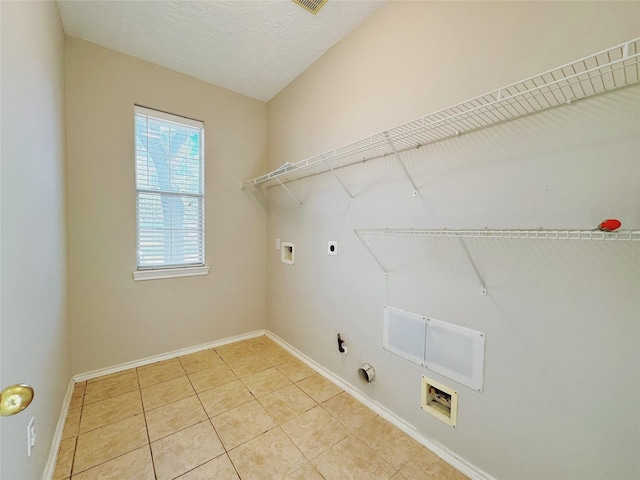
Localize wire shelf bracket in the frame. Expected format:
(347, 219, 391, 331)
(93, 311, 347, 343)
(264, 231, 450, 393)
(353, 228, 640, 294)
(384, 132, 419, 197)
(355, 231, 388, 279)
(242, 38, 640, 193)
(322, 156, 355, 204)
(458, 237, 487, 295)
(275, 176, 302, 208)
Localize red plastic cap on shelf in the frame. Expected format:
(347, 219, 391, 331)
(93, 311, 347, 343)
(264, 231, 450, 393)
(598, 219, 622, 232)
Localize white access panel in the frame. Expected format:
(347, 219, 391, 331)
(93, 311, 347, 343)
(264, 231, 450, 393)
(425, 318, 485, 392)
(383, 305, 426, 366)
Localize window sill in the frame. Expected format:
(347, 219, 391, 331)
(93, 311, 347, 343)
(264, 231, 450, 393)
(133, 266, 210, 281)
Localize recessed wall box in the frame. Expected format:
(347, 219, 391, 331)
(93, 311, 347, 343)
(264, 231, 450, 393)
(281, 242, 294, 264)
(421, 376, 458, 427)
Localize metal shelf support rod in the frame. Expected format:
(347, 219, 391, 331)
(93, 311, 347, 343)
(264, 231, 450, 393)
(384, 132, 419, 197)
(458, 237, 488, 296)
(355, 232, 388, 279)
(274, 176, 302, 208)
(322, 157, 355, 203)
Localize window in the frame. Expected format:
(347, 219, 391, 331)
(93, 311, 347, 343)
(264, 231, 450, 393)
(134, 106, 207, 279)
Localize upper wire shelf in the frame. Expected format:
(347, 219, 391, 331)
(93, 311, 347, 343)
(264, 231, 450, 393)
(242, 37, 640, 191)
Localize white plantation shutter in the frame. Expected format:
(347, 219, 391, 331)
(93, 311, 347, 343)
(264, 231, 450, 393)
(135, 106, 205, 270)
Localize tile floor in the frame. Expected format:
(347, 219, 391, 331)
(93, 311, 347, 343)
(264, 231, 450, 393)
(53, 336, 468, 480)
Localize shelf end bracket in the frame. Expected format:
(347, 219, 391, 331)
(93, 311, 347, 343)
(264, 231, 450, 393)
(274, 176, 302, 208)
(322, 157, 355, 203)
(384, 132, 419, 197)
(458, 237, 487, 296)
(355, 231, 388, 279)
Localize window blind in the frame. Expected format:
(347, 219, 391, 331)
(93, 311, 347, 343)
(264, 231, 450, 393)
(135, 106, 205, 270)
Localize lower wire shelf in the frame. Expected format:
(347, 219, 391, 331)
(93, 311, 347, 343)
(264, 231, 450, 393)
(353, 228, 640, 241)
(353, 228, 640, 295)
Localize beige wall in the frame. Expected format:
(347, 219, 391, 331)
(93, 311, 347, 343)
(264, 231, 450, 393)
(65, 38, 267, 374)
(266, 2, 640, 479)
(1, 1, 71, 478)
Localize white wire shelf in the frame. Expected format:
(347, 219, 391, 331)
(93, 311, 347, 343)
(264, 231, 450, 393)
(353, 229, 640, 241)
(242, 37, 640, 194)
(353, 228, 640, 295)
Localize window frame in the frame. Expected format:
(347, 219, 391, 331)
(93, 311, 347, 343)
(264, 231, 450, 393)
(132, 105, 208, 281)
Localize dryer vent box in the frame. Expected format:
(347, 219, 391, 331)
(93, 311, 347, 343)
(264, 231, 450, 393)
(281, 242, 294, 264)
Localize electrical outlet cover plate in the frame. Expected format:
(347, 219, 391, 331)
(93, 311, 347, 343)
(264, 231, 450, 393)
(27, 417, 36, 457)
(328, 241, 338, 256)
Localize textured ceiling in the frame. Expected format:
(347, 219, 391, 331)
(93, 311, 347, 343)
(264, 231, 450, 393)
(57, 0, 386, 101)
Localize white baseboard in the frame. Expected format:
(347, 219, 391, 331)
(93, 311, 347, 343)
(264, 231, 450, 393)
(73, 329, 266, 382)
(265, 331, 496, 480)
(42, 378, 75, 480)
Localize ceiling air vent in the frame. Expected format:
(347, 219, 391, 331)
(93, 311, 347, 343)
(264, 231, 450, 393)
(292, 0, 327, 15)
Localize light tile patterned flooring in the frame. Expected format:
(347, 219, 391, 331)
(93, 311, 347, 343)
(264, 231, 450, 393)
(54, 336, 468, 480)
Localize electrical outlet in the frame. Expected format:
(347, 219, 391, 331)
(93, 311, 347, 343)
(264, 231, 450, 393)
(27, 416, 36, 457)
(328, 241, 338, 256)
(275, 238, 281, 251)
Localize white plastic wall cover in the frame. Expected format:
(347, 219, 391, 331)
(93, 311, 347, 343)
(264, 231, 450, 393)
(383, 305, 427, 366)
(382, 306, 485, 391)
(426, 318, 485, 392)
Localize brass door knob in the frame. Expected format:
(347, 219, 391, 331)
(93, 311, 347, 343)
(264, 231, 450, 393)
(0, 384, 34, 416)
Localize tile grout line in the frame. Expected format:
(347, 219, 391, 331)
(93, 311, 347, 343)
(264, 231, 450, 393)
(67, 382, 86, 479)
(135, 367, 158, 480)
(276, 418, 314, 468)
(183, 354, 229, 456)
(75, 390, 143, 436)
(66, 423, 80, 479)
(63, 340, 281, 478)
(69, 377, 152, 478)
(183, 347, 246, 479)
(237, 344, 338, 478)
(217, 342, 295, 478)
(262, 343, 404, 479)
(207, 341, 302, 475)
(66, 425, 151, 477)
(63, 343, 222, 476)
(276, 403, 356, 467)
